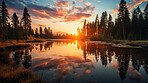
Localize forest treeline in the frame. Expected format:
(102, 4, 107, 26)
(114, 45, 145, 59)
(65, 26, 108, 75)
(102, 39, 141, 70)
(0, 1, 53, 42)
(78, 0, 148, 41)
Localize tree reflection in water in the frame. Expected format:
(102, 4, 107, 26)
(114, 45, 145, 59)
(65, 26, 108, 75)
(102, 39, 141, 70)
(1, 40, 148, 82)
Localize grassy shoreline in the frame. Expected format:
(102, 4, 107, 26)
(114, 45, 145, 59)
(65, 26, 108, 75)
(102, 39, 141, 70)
(0, 37, 46, 52)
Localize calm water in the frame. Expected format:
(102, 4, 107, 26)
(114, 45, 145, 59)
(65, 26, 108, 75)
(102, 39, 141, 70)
(1, 40, 148, 83)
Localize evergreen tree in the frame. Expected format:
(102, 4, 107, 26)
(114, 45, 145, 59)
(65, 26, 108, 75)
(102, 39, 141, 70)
(100, 12, 104, 29)
(104, 11, 108, 29)
(108, 14, 114, 29)
(82, 19, 86, 37)
(139, 12, 144, 40)
(131, 7, 141, 40)
(100, 11, 108, 29)
(12, 13, 20, 40)
(44, 27, 48, 38)
(7, 23, 13, 39)
(28, 27, 32, 36)
(144, 3, 148, 39)
(21, 7, 31, 39)
(0, 0, 9, 41)
(95, 14, 99, 34)
(40, 26, 43, 38)
(118, 0, 130, 39)
(35, 28, 39, 38)
(108, 14, 114, 37)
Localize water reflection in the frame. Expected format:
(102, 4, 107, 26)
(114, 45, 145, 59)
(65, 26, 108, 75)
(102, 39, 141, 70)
(1, 40, 148, 83)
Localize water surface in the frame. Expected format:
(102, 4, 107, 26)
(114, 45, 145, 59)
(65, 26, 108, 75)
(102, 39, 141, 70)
(2, 40, 148, 83)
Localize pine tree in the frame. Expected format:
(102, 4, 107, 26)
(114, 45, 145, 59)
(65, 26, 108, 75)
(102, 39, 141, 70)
(82, 19, 86, 37)
(108, 14, 114, 37)
(21, 7, 31, 39)
(132, 6, 141, 40)
(104, 11, 108, 29)
(44, 27, 48, 38)
(12, 13, 22, 41)
(35, 28, 39, 38)
(28, 27, 32, 36)
(0, 0, 9, 41)
(100, 11, 108, 29)
(40, 26, 43, 38)
(118, 0, 130, 39)
(144, 3, 148, 39)
(95, 14, 99, 34)
(108, 14, 114, 29)
(100, 12, 104, 29)
(139, 12, 144, 40)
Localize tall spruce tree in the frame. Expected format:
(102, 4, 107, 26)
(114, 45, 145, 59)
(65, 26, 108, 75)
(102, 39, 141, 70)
(139, 12, 144, 40)
(82, 19, 86, 37)
(0, 0, 9, 41)
(108, 14, 114, 36)
(118, 0, 130, 39)
(95, 14, 99, 34)
(40, 26, 43, 38)
(108, 14, 114, 29)
(144, 3, 148, 39)
(132, 6, 142, 40)
(35, 28, 39, 38)
(21, 7, 31, 39)
(12, 13, 22, 41)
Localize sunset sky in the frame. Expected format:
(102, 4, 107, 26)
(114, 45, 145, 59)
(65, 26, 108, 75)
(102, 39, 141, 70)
(1, 0, 148, 34)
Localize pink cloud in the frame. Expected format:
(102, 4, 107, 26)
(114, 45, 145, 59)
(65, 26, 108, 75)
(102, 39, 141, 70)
(128, 0, 148, 11)
(108, 0, 148, 15)
(54, 0, 69, 7)
(79, 0, 83, 2)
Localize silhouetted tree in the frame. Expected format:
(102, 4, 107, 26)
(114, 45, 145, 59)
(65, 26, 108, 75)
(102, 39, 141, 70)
(0, 0, 9, 41)
(39, 26, 43, 38)
(12, 13, 21, 41)
(131, 6, 141, 40)
(144, 3, 148, 39)
(118, 0, 130, 39)
(35, 28, 39, 38)
(21, 7, 31, 39)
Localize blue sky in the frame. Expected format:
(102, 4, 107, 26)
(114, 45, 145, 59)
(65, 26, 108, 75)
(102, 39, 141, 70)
(1, 0, 148, 34)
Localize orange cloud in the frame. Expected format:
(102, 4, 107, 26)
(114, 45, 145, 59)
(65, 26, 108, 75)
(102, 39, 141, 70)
(109, 0, 148, 15)
(8, 8, 13, 15)
(108, 9, 118, 15)
(32, 9, 49, 17)
(54, 0, 69, 7)
(33, 23, 47, 27)
(128, 0, 148, 11)
(85, 2, 91, 6)
(79, 0, 83, 2)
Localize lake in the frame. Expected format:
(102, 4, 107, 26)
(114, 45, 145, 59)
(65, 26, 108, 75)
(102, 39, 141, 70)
(1, 39, 148, 83)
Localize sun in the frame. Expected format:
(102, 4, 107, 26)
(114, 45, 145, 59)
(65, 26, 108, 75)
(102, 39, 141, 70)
(72, 30, 78, 36)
